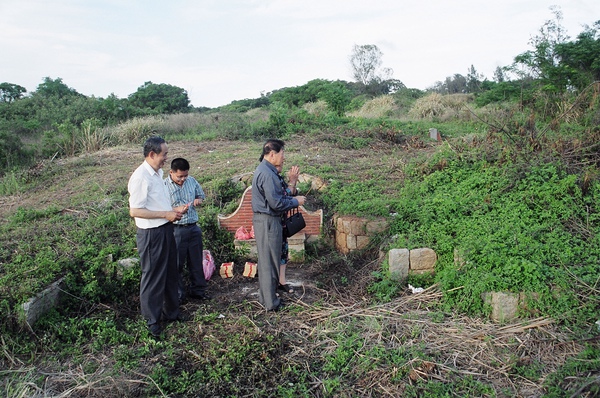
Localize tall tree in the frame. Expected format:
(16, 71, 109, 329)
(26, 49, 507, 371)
(349, 44, 401, 96)
(513, 7, 569, 89)
(0, 83, 26, 103)
(350, 44, 384, 86)
(128, 81, 190, 114)
(466, 65, 483, 93)
(493, 66, 506, 83)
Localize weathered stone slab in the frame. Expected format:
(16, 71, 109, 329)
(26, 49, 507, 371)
(482, 291, 519, 323)
(389, 248, 409, 280)
(21, 278, 64, 326)
(409, 248, 437, 274)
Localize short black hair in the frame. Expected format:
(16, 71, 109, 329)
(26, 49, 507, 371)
(143, 136, 166, 157)
(259, 139, 285, 162)
(170, 158, 190, 172)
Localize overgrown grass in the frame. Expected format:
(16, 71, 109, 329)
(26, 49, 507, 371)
(1, 102, 600, 396)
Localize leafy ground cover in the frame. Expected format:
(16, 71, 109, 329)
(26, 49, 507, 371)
(1, 129, 599, 397)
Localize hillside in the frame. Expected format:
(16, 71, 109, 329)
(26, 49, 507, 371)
(1, 132, 599, 397)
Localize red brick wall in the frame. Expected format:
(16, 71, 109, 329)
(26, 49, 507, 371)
(218, 186, 322, 237)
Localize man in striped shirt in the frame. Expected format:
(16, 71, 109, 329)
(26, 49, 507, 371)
(165, 157, 211, 303)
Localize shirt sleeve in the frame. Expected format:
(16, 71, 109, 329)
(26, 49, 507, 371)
(263, 172, 298, 212)
(128, 173, 148, 209)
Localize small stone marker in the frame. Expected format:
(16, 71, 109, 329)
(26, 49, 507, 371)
(21, 278, 64, 326)
(429, 128, 441, 142)
(389, 248, 409, 280)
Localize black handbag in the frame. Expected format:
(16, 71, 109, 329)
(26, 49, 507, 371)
(285, 207, 306, 237)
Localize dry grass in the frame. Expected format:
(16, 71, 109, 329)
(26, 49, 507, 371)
(110, 116, 167, 144)
(408, 93, 474, 121)
(3, 277, 589, 397)
(303, 100, 329, 117)
(348, 95, 396, 118)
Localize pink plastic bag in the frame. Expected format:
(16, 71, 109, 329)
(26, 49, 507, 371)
(249, 225, 255, 239)
(203, 250, 215, 280)
(235, 226, 251, 240)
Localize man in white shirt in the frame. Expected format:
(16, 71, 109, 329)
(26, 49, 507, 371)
(128, 136, 188, 337)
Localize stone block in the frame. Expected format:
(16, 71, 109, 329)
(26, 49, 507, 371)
(118, 257, 139, 269)
(235, 239, 258, 260)
(21, 278, 64, 326)
(409, 248, 437, 273)
(356, 235, 370, 250)
(346, 234, 357, 250)
(340, 218, 352, 234)
(482, 291, 519, 322)
(389, 248, 409, 281)
(453, 248, 466, 269)
(429, 128, 441, 142)
(335, 231, 347, 252)
(350, 219, 365, 235)
(366, 219, 388, 234)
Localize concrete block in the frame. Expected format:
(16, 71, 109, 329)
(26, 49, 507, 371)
(389, 248, 409, 280)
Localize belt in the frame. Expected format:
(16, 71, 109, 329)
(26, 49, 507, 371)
(254, 212, 280, 218)
(174, 222, 196, 227)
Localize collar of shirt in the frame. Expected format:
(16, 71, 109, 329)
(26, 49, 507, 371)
(143, 160, 163, 178)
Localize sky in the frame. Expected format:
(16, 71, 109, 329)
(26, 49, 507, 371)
(1, 0, 598, 108)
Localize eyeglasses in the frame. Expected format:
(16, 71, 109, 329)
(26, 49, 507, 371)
(171, 172, 189, 181)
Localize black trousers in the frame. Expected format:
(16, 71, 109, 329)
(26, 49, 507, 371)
(173, 223, 207, 300)
(136, 222, 180, 326)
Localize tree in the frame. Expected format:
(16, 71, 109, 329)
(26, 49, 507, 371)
(493, 66, 506, 83)
(466, 65, 484, 93)
(0, 83, 26, 103)
(128, 81, 190, 114)
(349, 44, 401, 96)
(350, 44, 383, 86)
(554, 21, 600, 90)
(513, 7, 569, 89)
(320, 81, 352, 116)
(34, 77, 81, 99)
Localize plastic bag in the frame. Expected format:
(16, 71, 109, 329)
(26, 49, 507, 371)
(203, 250, 215, 280)
(234, 226, 251, 240)
(249, 225, 255, 239)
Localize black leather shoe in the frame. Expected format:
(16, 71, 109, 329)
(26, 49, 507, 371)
(172, 313, 191, 322)
(148, 323, 163, 337)
(189, 292, 212, 300)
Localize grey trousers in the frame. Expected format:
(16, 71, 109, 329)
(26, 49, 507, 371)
(136, 222, 180, 327)
(173, 223, 207, 300)
(253, 213, 283, 310)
